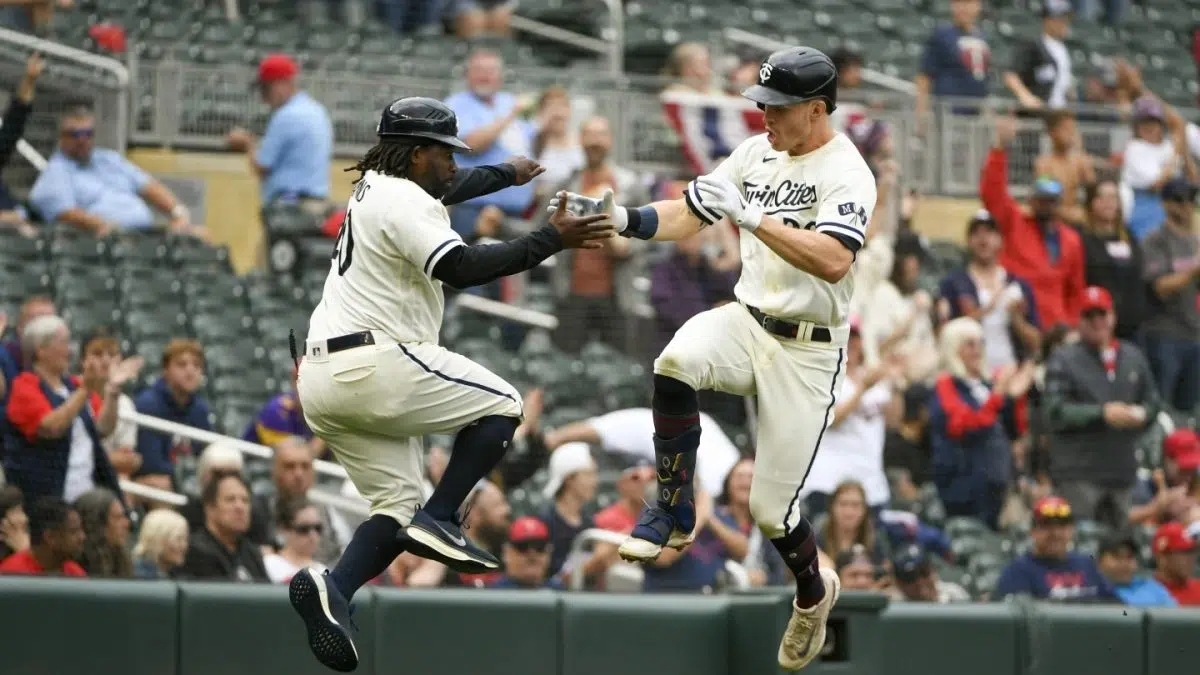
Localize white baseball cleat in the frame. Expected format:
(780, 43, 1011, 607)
(777, 567, 841, 671)
(616, 529, 695, 562)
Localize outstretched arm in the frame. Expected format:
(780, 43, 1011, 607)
(442, 157, 545, 206)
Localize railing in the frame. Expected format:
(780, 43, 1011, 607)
(120, 410, 371, 517)
(567, 527, 751, 591)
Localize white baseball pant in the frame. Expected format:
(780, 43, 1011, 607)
(653, 302, 847, 538)
(297, 331, 523, 526)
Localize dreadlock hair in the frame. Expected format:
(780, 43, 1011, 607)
(346, 139, 422, 184)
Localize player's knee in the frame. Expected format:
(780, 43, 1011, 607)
(651, 374, 698, 416)
(748, 484, 787, 539)
(652, 346, 704, 390)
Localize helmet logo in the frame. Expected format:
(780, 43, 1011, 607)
(759, 62, 773, 83)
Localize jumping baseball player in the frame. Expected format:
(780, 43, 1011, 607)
(288, 96, 612, 672)
(551, 46, 875, 670)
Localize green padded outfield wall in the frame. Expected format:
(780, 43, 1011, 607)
(2, 579, 1200, 675)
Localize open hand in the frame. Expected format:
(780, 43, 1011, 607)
(108, 355, 145, 389)
(548, 189, 628, 233)
(548, 191, 615, 249)
(506, 156, 545, 186)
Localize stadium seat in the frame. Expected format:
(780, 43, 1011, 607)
(124, 307, 189, 341)
(109, 234, 169, 267)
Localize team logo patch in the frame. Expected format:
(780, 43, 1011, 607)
(759, 62, 773, 83)
(839, 202, 868, 226)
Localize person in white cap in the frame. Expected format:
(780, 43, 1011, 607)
(537, 442, 613, 586)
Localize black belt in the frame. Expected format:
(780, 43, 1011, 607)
(744, 305, 831, 343)
(324, 331, 376, 354)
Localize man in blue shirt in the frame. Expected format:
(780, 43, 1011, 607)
(29, 107, 202, 238)
(1096, 532, 1176, 607)
(444, 49, 536, 239)
(489, 516, 564, 590)
(226, 54, 333, 212)
(994, 497, 1122, 603)
(915, 0, 990, 123)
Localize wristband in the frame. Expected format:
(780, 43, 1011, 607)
(622, 206, 659, 240)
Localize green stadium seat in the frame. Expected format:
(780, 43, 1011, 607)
(110, 234, 169, 266)
(192, 313, 257, 345)
(124, 307, 189, 341)
(944, 516, 989, 540)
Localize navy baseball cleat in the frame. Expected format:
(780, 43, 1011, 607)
(290, 568, 359, 673)
(404, 508, 500, 574)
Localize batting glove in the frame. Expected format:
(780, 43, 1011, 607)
(546, 189, 627, 233)
(693, 174, 763, 231)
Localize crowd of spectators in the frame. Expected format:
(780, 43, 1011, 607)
(0, 0, 1196, 618)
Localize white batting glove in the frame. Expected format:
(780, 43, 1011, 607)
(693, 174, 763, 231)
(546, 189, 627, 233)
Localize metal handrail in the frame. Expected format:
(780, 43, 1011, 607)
(567, 527, 751, 591)
(0, 25, 130, 88)
(511, 0, 624, 76)
(122, 411, 348, 480)
(455, 293, 559, 330)
(118, 412, 371, 515)
(722, 27, 917, 96)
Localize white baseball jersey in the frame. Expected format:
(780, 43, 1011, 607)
(308, 170, 464, 345)
(690, 132, 876, 328)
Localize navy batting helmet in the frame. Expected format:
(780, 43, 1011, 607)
(376, 96, 471, 151)
(742, 47, 838, 113)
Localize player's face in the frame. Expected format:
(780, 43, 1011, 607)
(413, 144, 458, 200)
(762, 100, 819, 154)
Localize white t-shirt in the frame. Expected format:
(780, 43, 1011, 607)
(1041, 35, 1073, 109)
(263, 554, 328, 584)
(102, 394, 138, 453)
(587, 408, 740, 497)
(1121, 138, 1177, 191)
(308, 171, 465, 345)
(58, 386, 95, 503)
(975, 278, 1025, 372)
(697, 132, 877, 329)
(799, 378, 891, 506)
(860, 282, 938, 382)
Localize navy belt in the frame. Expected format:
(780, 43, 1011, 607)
(325, 331, 375, 354)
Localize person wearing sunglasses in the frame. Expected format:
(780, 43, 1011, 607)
(489, 516, 562, 590)
(28, 106, 204, 238)
(264, 497, 328, 584)
(1139, 177, 1200, 413)
(993, 496, 1120, 603)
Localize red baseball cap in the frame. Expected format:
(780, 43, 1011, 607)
(1080, 286, 1114, 314)
(257, 54, 299, 83)
(1032, 496, 1074, 525)
(508, 516, 550, 544)
(1153, 521, 1196, 554)
(1164, 429, 1200, 471)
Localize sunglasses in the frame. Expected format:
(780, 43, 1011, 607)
(511, 540, 549, 554)
(293, 523, 323, 535)
(65, 128, 94, 139)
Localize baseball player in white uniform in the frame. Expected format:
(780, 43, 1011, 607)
(551, 46, 876, 670)
(287, 96, 611, 673)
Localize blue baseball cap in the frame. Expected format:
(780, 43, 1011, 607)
(892, 544, 932, 583)
(1032, 176, 1063, 200)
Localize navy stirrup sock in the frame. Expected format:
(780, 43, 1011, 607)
(771, 518, 826, 609)
(424, 415, 519, 521)
(330, 514, 406, 600)
(650, 375, 701, 526)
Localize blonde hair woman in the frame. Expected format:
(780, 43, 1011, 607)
(929, 318, 1034, 529)
(132, 508, 189, 579)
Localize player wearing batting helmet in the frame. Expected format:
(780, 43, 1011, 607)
(742, 46, 839, 113)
